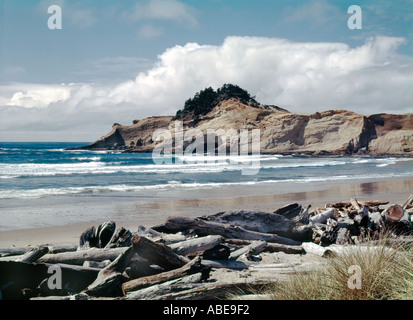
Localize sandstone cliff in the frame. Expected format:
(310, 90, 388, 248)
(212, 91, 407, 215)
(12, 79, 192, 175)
(77, 98, 413, 157)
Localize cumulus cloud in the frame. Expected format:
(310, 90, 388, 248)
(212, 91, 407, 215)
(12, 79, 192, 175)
(0, 35, 412, 141)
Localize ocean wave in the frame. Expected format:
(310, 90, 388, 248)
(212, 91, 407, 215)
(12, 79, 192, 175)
(1, 156, 412, 178)
(71, 156, 102, 162)
(1, 171, 412, 199)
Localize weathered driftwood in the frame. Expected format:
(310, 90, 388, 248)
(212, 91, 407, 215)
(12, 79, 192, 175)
(303, 242, 396, 258)
(122, 256, 208, 294)
(273, 203, 302, 219)
(83, 260, 111, 269)
(294, 205, 310, 224)
(37, 247, 128, 265)
(199, 210, 294, 235)
(135, 225, 188, 244)
(126, 273, 206, 300)
(302, 242, 331, 257)
(159, 216, 301, 245)
(132, 236, 189, 270)
(350, 198, 362, 211)
(0, 245, 77, 258)
(79, 221, 117, 250)
(309, 208, 334, 225)
(201, 259, 253, 270)
(105, 227, 132, 248)
(264, 243, 304, 254)
(326, 244, 396, 257)
(85, 246, 136, 297)
(383, 204, 405, 222)
(225, 239, 304, 254)
(248, 262, 326, 274)
(169, 235, 224, 256)
(229, 240, 267, 261)
(362, 200, 390, 207)
(142, 280, 273, 300)
(15, 246, 50, 263)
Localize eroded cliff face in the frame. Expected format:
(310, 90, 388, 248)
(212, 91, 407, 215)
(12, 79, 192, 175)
(79, 98, 413, 156)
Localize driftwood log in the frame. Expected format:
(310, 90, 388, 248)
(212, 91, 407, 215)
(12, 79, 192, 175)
(85, 247, 136, 297)
(229, 240, 267, 261)
(125, 273, 207, 300)
(122, 256, 209, 294)
(157, 216, 301, 245)
(15, 246, 50, 263)
(37, 247, 128, 265)
(132, 236, 189, 270)
(136, 280, 273, 300)
(169, 235, 224, 256)
(224, 239, 304, 254)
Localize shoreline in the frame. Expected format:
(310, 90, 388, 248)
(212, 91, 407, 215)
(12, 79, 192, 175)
(1, 178, 412, 248)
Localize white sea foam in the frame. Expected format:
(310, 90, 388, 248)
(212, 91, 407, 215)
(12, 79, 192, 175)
(1, 156, 412, 179)
(1, 171, 412, 199)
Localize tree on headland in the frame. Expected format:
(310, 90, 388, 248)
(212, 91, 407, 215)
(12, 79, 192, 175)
(175, 84, 258, 120)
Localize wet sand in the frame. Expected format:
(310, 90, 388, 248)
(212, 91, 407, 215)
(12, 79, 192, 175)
(0, 178, 412, 248)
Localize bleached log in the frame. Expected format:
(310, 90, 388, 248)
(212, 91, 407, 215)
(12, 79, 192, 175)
(201, 259, 253, 270)
(350, 198, 362, 211)
(83, 260, 111, 269)
(302, 242, 332, 257)
(229, 240, 267, 260)
(38, 247, 128, 265)
(143, 280, 273, 300)
(309, 208, 334, 225)
(15, 246, 50, 263)
(135, 225, 188, 245)
(122, 256, 207, 294)
(160, 216, 301, 245)
(126, 273, 206, 300)
(0, 245, 77, 258)
(169, 235, 224, 256)
(225, 239, 304, 254)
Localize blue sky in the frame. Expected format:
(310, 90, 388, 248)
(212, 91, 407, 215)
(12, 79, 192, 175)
(0, 0, 412, 141)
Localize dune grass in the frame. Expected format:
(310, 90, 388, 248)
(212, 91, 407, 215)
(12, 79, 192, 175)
(267, 240, 413, 300)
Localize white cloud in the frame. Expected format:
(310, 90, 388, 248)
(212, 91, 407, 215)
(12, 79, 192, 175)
(0, 35, 412, 141)
(5, 84, 72, 109)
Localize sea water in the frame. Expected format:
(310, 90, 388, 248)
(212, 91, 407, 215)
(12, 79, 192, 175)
(0, 142, 412, 230)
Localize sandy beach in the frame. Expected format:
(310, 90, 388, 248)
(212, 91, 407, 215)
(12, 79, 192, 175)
(1, 178, 412, 248)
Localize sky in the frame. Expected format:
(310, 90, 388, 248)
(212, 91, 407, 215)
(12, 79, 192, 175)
(0, 0, 412, 142)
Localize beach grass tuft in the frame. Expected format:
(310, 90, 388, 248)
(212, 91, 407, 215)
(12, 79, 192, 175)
(267, 238, 413, 300)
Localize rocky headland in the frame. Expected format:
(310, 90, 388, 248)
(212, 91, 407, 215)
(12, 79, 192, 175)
(72, 84, 413, 157)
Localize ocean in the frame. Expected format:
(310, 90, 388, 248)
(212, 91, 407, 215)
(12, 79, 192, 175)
(1, 142, 412, 231)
